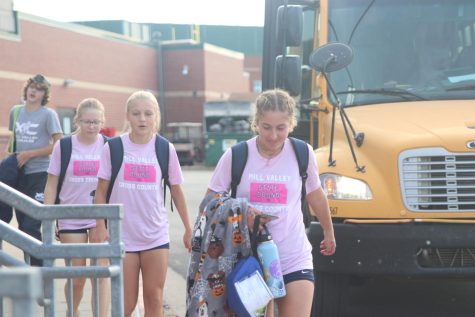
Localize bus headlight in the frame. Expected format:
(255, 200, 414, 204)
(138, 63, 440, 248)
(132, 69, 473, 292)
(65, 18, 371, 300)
(320, 173, 373, 200)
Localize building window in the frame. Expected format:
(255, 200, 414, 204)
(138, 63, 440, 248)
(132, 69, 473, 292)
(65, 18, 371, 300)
(0, 0, 17, 34)
(56, 107, 76, 135)
(123, 21, 150, 42)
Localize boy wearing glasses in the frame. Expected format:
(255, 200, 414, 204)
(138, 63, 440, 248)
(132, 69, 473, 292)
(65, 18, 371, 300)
(6, 74, 63, 266)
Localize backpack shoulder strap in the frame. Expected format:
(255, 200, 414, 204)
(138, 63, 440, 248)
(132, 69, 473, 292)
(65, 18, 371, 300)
(289, 137, 309, 206)
(56, 136, 73, 204)
(155, 134, 170, 186)
(8, 105, 22, 153)
(11, 105, 21, 131)
(155, 134, 171, 209)
(12, 104, 21, 119)
(107, 136, 124, 203)
(230, 141, 248, 198)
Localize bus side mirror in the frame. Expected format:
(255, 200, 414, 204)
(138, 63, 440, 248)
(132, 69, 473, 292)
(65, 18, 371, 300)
(309, 42, 354, 73)
(276, 5, 303, 47)
(275, 55, 302, 96)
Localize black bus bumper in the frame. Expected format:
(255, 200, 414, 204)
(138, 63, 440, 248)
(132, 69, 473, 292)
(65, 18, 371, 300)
(308, 221, 475, 278)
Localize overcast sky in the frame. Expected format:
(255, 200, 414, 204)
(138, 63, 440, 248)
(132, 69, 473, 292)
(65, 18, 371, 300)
(13, 0, 266, 26)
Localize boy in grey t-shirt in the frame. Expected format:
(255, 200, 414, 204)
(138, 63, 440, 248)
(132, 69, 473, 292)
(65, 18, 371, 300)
(7, 74, 63, 266)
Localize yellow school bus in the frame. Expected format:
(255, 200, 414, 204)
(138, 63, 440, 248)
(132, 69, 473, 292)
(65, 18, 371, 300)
(262, 0, 475, 315)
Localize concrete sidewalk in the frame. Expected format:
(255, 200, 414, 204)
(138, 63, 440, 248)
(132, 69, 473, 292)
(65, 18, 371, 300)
(2, 234, 187, 316)
(163, 267, 187, 317)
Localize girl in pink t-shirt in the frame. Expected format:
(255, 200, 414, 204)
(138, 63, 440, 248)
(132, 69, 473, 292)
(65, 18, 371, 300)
(44, 98, 109, 317)
(208, 89, 336, 317)
(94, 91, 193, 317)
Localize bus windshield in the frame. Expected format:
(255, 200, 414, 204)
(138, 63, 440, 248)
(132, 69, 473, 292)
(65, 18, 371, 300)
(327, 0, 475, 106)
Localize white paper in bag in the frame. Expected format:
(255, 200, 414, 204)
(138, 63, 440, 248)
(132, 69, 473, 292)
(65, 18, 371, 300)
(234, 271, 273, 315)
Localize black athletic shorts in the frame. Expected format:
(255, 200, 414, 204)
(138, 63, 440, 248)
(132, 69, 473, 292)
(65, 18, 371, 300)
(126, 242, 170, 253)
(283, 269, 315, 284)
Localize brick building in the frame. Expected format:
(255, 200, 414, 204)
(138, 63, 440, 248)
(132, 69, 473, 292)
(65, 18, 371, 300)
(0, 5, 262, 157)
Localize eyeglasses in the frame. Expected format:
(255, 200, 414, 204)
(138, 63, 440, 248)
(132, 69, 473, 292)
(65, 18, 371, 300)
(79, 120, 103, 127)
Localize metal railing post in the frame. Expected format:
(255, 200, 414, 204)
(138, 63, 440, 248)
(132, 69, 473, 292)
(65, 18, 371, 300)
(0, 182, 124, 316)
(0, 267, 42, 317)
(109, 217, 124, 317)
(43, 219, 55, 317)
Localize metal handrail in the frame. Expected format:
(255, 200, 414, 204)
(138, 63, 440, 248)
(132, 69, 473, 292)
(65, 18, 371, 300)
(0, 267, 42, 317)
(0, 181, 125, 317)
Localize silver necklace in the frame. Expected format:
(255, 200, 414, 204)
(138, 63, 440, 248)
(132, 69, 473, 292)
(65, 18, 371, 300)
(256, 138, 284, 159)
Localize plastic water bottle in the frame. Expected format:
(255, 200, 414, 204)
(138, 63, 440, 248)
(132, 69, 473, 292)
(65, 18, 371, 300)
(256, 228, 286, 298)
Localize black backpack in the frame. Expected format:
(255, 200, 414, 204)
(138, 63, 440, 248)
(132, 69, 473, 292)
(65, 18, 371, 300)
(56, 134, 171, 207)
(56, 134, 109, 204)
(230, 137, 312, 226)
(106, 134, 171, 208)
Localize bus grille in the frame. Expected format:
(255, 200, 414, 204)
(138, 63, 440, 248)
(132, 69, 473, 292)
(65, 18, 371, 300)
(399, 149, 475, 212)
(417, 248, 475, 268)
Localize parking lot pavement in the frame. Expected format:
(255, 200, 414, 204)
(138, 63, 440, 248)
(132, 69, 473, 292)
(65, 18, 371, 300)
(163, 267, 187, 317)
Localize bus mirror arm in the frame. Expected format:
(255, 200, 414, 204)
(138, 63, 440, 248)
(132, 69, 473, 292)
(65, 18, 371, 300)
(323, 72, 366, 173)
(310, 42, 365, 172)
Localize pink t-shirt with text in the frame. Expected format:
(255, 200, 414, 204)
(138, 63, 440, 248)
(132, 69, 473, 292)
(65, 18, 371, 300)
(97, 134, 183, 252)
(208, 136, 321, 274)
(48, 134, 105, 230)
